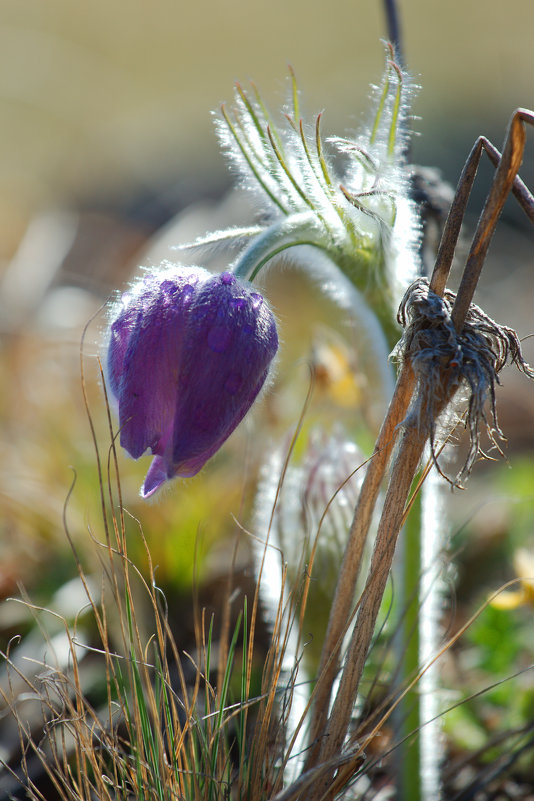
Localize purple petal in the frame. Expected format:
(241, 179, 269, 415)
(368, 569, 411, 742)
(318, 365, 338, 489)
(107, 265, 278, 496)
(169, 272, 278, 476)
(107, 304, 138, 398)
(115, 269, 206, 459)
(141, 455, 169, 498)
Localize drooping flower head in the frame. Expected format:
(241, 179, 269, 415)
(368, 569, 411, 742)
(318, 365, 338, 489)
(107, 263, 278, 498)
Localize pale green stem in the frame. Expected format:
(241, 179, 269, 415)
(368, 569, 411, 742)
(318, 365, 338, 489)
(393, 489, 422, 801)
(232, 214, 396, 406)
(231, 213, 327, 281)
(419, 463, 444, 798)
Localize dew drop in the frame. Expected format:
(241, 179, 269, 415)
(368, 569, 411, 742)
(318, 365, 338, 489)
(231, 297, 247, 311)
(220, 272, 235, 286)
(250, 293, 263, 309)
(180, 284, 195, 305)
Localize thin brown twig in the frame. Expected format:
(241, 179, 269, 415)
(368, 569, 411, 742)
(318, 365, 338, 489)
(452, 109, 533, 329)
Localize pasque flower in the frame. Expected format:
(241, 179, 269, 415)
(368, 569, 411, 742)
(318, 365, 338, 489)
(107, 264, 278, 498)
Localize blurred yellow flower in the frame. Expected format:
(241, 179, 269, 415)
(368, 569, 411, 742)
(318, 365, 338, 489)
(312, 327, 363, 408)
(491, 548, 534, 610)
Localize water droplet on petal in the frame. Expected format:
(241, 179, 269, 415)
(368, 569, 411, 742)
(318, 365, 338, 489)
(180, 284, 195, 305)
(231, 297, 247, 311)
(220, 272, 235, 286)
(250, 293, 263, 309)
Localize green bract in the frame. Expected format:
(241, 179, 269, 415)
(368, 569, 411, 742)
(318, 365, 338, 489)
(211, 46, 420, 339)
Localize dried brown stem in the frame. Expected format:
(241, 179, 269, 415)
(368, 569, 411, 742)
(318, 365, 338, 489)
(481, 137, 534, 224)
(430, 137, 484, 297)
(430, 110, 534, 299)
(305, 107, 533, 798)
(452, 109, 533, 329)
(317, 369, 450, 770)
(305, 362, 415, 767)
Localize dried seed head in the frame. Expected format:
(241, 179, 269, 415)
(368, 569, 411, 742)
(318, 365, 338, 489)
(393, 277, 534, 483)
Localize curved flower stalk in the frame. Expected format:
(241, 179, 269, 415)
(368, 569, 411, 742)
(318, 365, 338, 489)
(106, 264, 278, 497)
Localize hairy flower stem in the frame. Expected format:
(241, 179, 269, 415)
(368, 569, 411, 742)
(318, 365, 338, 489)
(231, 213, 326, 282)
(393, 459, 426, 801)
(231, 213, 402, 347)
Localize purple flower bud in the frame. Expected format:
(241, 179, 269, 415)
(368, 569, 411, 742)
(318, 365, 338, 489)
(107, 264, 278, 498)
